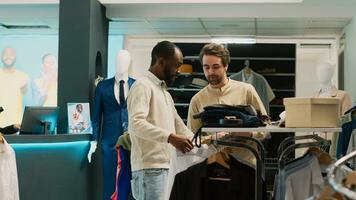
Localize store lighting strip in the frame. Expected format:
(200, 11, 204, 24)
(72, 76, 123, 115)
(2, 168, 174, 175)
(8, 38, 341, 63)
(102, 0, 303, 3)
(211, 37, 257, 44)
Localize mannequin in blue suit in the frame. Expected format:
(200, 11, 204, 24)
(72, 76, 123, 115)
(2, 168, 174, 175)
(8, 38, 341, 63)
(92, 50, 135, 200)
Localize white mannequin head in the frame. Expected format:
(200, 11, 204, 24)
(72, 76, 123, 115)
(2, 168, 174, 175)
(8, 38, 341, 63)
(115, 49, 131, 78)
(316, 62, 335, 89)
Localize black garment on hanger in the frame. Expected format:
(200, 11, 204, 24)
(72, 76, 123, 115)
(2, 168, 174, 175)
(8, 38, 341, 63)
(170, 155, 267, 200)
(119, 80, 125, 105)
(0, 125, 19, 135)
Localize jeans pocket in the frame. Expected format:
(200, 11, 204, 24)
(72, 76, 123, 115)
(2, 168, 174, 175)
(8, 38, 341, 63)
(131, 174, 139, 200)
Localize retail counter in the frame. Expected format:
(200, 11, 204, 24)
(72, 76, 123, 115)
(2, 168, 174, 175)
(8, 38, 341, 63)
(4, 134, 101, 200)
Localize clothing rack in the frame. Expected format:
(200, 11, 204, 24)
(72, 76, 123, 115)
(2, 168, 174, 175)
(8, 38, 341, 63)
(213, 135, 265, 200)
(203, 126, 340, 200)
(277, 134, 331, 157)
(277, 134, 331, 199)
(328, 150, 356, 199)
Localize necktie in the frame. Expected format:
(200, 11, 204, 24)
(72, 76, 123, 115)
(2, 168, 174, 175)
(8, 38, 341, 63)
(119, 80, 125, 105)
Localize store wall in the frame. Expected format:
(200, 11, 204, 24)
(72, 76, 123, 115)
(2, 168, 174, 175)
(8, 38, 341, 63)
(344, 16, 356, 103)
(107, 35, 124, 78)
(295, 43, 337, 97)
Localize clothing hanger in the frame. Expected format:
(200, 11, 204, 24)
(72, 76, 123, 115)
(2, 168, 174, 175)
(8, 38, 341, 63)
(207, 148, 230, 169)
(243, 60, 252, 76)
(344, 172, 356, 190)
(207, 148, 231, 181)
(317, 185, 344, 200)
(307, 147, 333, 166)
(352, 110, 356, 121)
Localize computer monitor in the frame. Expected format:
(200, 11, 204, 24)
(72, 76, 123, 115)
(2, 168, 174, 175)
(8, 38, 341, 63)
(20, 106, 59, 135)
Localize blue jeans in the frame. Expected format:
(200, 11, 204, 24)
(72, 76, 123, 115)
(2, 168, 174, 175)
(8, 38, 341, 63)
(131, 168, 168, 200)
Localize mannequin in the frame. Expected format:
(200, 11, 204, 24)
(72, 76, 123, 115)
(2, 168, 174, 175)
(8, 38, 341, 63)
(314, 62, 352, 158)
(91, 49, 135, 200)
(314, 62, 352, 115)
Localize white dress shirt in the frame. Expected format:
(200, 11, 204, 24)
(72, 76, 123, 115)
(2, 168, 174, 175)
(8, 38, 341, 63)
(114, 74, 129, 104)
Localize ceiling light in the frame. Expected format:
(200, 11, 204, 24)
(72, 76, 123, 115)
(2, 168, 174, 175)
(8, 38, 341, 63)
(211, 37, 256, 44)
(101, 0, 302, 3)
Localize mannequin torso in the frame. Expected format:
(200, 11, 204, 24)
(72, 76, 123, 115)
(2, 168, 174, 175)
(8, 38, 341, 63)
(114, 50, 131, 104)
(314, 62, 352, 116)
(91, 49, 135, 200)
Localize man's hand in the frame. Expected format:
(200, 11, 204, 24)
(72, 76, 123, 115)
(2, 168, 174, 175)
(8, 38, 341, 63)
(168, 134, 193, 153)
(13, 124, 21, 132)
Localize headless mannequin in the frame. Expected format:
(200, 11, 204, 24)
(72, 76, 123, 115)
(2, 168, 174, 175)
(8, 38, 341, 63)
(89, 50, 131, 155)
(314, 62, 352, 158)
(114, 50, 130, 104)
(315, 62, 352, 116)
(316, 62, 335, 98)
(90, 50, 135, 200)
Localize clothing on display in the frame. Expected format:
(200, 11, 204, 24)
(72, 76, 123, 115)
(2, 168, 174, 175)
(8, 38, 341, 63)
(0, 137, 20, 200)
(313, 86, 352, 158)
(92, 76, 135, 200)
(111, 147, 133, 200)
(230, 68, 275, 115)
(170, 154, 267, 200)
(274, 153, 324, 200)
(192, 104, 266, 128)
(166, 144, 218, 200)
(119, 80, 125, 105)
(337, 120, 356, 159)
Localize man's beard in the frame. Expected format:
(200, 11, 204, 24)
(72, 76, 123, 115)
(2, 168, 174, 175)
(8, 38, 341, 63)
(163, 64, 177, 85)
(207, 75, 223, 86)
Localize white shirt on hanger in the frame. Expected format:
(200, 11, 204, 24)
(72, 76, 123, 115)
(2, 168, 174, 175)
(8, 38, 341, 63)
(0, 138, 19, 200)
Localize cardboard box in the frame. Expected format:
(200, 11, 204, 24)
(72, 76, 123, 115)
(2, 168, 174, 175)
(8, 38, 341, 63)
(283, 97, 339, 127)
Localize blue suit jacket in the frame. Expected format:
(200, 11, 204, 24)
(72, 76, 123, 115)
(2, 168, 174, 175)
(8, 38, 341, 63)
(92, 77, 135, 145)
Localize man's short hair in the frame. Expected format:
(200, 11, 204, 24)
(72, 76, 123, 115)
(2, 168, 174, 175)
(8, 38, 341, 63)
(150, 41, 179, 66)
(199, 43, 230, 67)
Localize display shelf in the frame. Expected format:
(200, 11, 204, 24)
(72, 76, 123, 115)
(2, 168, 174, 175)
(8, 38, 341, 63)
(184, 56, 295, 61)
(272, 89, 295, 92)
(260, 73, 295, 76)
(202, 125, 341, 133)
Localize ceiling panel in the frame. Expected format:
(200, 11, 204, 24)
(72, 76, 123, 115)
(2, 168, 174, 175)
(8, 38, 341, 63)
(203, 21, 255, 29)
(109, 28, 159, 35)
(156, 28, 206, 34)
(208, 28, 256, 35)
(109, 21, 152, 29)
(148, 21, 202, 29)
(257, 28, 306, 35)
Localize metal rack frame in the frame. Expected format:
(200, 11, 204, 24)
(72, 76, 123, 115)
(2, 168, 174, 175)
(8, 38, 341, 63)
(203, 126, 340, 200)
(213, 136, 265, 200)
(328, 150, 356, 200)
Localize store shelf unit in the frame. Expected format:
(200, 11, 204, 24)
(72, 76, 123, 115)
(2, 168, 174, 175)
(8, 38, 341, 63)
(170, 42, 296, 122)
